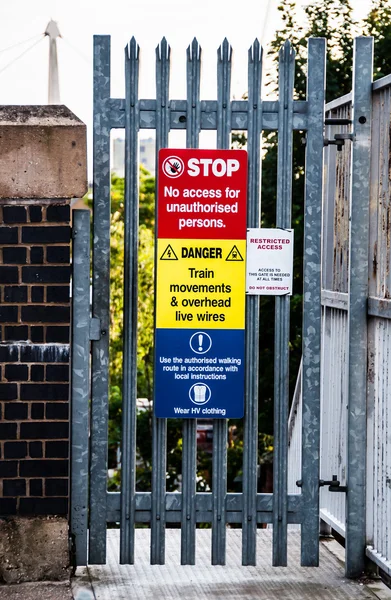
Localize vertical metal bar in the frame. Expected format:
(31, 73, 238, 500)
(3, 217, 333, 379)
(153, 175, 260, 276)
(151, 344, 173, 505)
(242, 38, 262, 567)
(180, 37, 201, 567)
(212, 37, 231, 566)
(151, 37, 170, 565)
(89, 34, 111, 564)
(120, 37, 140, 565)
(346, 36, 373, 579)
(186, 38, 201, 148)
(322, 119, 337, 292)
(300, 37, 326, 567)
(71, 209, 91, 567)
(272, 40, 295, 567)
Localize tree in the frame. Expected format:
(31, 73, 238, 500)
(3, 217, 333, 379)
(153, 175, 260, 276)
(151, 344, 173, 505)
(364, 0, 391, 79)
(261, 0, 356, 416)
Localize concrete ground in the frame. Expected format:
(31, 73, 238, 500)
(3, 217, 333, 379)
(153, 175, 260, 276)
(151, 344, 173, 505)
(1, 529, 391, 599)
(71, 529, 391, 600)
(0, 581, 73, 599)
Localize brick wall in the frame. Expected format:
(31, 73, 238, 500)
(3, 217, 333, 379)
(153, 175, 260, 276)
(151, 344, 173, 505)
(0, 202, 71, 516)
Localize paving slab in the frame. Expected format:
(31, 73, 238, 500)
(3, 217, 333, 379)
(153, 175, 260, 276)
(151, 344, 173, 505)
(72, 529, 391, 600)
(0, 581, 73, 600)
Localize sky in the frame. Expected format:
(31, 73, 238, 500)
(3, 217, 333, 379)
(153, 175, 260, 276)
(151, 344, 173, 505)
(0, 0, 373, 175)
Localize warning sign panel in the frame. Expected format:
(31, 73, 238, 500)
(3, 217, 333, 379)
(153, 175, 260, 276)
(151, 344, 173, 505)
(155, 148, 248, 419)
(158, 148, 248, 240)
(226, 245, 244, 261)
(246, 228, 294, 295)
(160, 244, 178, 260)
(156, 239, 246, 329)
(154, 329, 245, 419)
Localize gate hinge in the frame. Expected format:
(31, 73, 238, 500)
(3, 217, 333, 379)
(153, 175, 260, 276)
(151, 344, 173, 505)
(296, 475, 347, 493)
(323, 133, 354, 152)
(89, 318, 101, 341)
(324, 117, 352, 126)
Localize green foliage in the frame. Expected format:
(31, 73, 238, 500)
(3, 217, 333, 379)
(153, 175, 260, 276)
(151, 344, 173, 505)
(364, 0, 391, 79)
(257, 0, 357, 431)
(108, 169, 155, 469)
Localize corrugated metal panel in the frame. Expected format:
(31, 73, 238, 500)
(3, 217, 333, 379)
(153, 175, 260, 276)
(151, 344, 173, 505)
(367, 318, 391, 560)
(369, 86, 391, 300)
(319, 307, 348, 532)
(366, 81, 391, 567)
(325, 104, 352, 294)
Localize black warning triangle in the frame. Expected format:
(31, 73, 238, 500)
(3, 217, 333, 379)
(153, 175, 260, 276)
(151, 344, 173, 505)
(226, 245, 244, 261)
(160, 244, 178, 260)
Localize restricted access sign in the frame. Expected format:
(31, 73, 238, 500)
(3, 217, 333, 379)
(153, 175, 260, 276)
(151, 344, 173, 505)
(158, 149, 247, 239)
(246, 228, 294, 295)
(154, 148, 248, 419)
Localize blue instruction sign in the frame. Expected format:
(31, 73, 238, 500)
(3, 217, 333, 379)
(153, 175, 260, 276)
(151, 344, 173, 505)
(154, 328, 245, 419)
(154, 148, 248, 419)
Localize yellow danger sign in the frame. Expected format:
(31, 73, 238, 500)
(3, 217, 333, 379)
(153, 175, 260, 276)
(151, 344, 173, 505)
(156, 239, 246, 329)
(226, 245, 244, 261)
(160, 244, 178, 260)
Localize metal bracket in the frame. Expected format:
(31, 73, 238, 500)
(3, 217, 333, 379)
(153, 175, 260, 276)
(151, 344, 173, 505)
(323, 132, 354, 151)
(324, 117, 352, 126)
(89, 318, 101, 341)
(296, 474, 347, 493)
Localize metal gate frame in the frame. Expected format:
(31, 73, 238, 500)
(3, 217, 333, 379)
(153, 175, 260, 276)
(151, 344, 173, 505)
(70, 35, 328, 569)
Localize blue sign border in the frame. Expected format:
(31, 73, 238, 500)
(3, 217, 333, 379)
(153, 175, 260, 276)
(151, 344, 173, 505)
(154, 328, 244, 419)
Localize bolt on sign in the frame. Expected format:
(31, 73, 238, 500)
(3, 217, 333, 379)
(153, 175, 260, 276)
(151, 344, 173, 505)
(154, 148, 248, 418)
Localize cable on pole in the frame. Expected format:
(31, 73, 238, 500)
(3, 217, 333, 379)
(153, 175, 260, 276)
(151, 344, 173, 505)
(0, 33, 43, 55)
(60, 36, 92, 65)
(0, 35, 45, 76)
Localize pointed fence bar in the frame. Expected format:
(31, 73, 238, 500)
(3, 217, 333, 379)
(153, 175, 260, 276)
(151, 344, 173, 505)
(77, 34, 331, 568)
(211, 37, 232, 566)
(273, 40, 295, 567)
(180, 37, 202, 566)
(120, 36, 140, 565)
(242, 38, 262, 567)
(151, 37, 171, 566)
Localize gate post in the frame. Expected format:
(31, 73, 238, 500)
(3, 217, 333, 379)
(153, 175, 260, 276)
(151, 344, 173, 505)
(300, 37, 326, 568)
(0, 105, 86, 581)
(346, 36, 373, 578)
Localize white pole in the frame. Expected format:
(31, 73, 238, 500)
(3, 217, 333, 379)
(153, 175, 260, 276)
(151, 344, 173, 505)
(45, 20, 61, 104)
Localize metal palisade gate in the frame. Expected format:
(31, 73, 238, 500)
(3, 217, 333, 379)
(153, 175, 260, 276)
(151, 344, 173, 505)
(70, 35, 326, 567)
(288, 37, 378, 578)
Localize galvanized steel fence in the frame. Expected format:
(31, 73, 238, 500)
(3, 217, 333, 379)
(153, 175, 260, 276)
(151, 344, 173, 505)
(289, 36, 391, 578)
(71, 35, 327, 569)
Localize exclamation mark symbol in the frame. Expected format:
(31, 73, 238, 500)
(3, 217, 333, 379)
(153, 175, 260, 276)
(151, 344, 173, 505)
(198, 334, 203, 352)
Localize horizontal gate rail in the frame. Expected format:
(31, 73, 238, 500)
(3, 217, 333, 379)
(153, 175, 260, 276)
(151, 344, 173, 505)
(106, 491, 303, 524)
(107, 99, 309, 131)
(322, 290, 391, 319)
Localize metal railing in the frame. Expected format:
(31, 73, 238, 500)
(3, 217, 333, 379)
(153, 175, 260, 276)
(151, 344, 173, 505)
(288, 66, 391, 576)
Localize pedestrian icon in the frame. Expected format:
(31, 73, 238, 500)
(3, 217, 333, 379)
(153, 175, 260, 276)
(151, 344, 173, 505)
(189, 383, 211, 405)
(226, 245, 244, 261)
(189, 331, 212, 354)
(160, 244, 178, 260)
